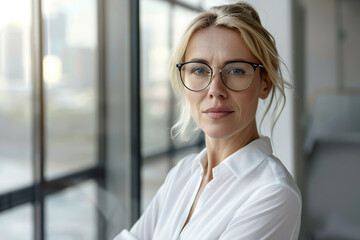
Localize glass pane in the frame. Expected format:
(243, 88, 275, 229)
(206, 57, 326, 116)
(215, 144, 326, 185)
(178, 0, 203, 7)
(0, 204, 33, 240)
(0, 0, 32, 193)
(141, 0, 171, 155)
(172, 6, 199, 148)
(172, 6, 198, 50)
(46, 181, 96, 240)
(141, 155, 172, 212)
(42, 0, 98, 179)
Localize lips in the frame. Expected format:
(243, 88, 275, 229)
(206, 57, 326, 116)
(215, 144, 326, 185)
(203, 107, 234, 119)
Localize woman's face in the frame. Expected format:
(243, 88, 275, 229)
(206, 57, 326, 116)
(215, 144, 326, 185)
(184, 26, 271, 140)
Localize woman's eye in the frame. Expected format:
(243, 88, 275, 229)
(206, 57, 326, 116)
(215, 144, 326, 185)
(191, 67, 207, 75)
(228, 68, 246, 75)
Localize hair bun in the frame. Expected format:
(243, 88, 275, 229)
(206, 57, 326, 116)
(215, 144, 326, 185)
(211, 2, 262, 25)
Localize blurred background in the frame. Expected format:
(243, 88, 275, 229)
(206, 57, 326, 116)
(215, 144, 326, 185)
(0, 0, 359, 239)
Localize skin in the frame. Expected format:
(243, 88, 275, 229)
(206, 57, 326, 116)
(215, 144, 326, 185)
(180, 26, 272, 232)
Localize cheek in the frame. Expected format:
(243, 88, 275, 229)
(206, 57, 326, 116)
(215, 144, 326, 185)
(243, 78, 262, 104)
(185, 91, 199, 116)
(185, 91, 207, 123)
(235, 89, 260, 115)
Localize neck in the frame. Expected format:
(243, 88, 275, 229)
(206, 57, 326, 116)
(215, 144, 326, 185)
(202, 121, 259, 181)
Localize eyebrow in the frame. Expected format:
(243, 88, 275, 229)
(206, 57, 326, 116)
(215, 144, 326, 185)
(186, 58, 252, 65)
(186, 58, 209, 64)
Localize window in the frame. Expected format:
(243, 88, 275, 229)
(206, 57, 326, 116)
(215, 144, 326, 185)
(1, 0, 207, 239)
(140, 0, 204, 212)
(0, 0, 105, 239)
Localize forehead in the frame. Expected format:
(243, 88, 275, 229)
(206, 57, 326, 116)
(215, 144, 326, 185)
(184, 26, 258, 64)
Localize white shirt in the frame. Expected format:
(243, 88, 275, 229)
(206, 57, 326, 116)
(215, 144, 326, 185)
(114, 137, 301, 240)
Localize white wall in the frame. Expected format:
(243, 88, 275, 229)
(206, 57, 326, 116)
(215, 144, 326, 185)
(251, 0, 295, 177)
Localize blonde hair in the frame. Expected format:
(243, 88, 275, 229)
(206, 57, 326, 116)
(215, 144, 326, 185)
(170, 2, 290, 142)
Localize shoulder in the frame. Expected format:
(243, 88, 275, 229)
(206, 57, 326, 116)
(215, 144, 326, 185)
(172, 152, 198, 174)
(264, 154, 301, 200)
(236, 180, 302, 231)
(223, 142, 302, 213)
(240, 154, 302, 217)
(244, 153, 301, 203)
(224, 137, 301, 201)
(176, 152, 198, 168)
(228, 181, 302, 239)
(161, 152, 199, 185)
(248, 180, 301, 208)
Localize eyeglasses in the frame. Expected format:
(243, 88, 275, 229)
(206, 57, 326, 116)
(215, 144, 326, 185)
(176, 61, 264, 92)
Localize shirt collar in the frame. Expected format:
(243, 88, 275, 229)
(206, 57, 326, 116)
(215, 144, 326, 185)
(191, 137, 273, 180)
(191, 147, 208, 174)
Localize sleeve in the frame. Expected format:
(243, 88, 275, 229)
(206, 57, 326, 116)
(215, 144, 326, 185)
(112, 166, 178, 240)
(219, 183, 302, 240)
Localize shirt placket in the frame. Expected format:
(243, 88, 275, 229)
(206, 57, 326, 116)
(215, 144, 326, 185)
(175, 168, 204, 240)
(178, 168, 230, 240)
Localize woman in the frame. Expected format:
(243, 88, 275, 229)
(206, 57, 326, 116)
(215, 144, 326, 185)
(114, 2, 301, 239)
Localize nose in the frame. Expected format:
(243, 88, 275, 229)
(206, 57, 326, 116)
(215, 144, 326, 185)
(208, 67, 228, 98)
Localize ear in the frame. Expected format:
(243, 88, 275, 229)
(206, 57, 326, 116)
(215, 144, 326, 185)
(259, 73, 272, 100)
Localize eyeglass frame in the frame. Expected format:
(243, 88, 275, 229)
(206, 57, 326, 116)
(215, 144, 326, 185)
(176, 60, 264, 92)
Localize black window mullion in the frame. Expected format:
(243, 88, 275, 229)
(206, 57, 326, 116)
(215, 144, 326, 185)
(31, 0, 45, 239)
(96, 0, 107, 238)
(130, 0, 142, 225)
(0, 187, 34, 212)
(0, 168, 104, 210)
(44, 167, 104, 196)
(168, 4, 176, 160)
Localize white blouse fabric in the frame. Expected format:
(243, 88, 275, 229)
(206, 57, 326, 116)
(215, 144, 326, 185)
(114, 137, 301, 240)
